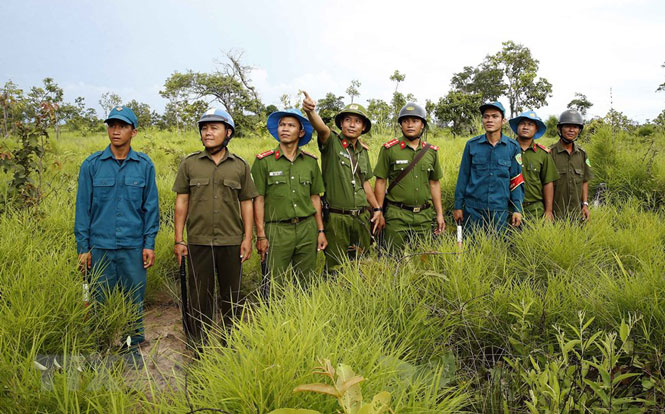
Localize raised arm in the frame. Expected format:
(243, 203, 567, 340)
(302, 90, 331, 144)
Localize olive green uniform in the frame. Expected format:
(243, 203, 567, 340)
(520, 142, 560, 218)
(374, 138, 443, 251)
(549, 140, 593, 219)
(319, 131, 373, 269)
(172, 150, 257, 342)
(251, 146, 325, 281)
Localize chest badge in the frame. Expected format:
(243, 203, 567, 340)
(396, 159, 409, 165)
(269, 171, 284, 177)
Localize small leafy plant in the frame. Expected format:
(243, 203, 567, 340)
(269, 358, 393, 414)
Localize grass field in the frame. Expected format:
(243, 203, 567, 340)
(1, 124, 665, 413)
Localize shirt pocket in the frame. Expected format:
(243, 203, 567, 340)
(267, 175, 287, 198)
(391, 159, 410, 173)
(92, 177, 115, 200)
(299, 175, 312, 194)
(189, 178, 210, 200)
(572, 168, 584, 184)
(496, 158, 511, 178)
(222, 178, 242, 206)
(124, 176, 145, 201)
(471, 157, 489, 174)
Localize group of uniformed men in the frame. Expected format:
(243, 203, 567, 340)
(74, 94, 592, 356)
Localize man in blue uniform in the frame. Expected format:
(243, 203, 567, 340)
(75, 106, 160, 362)
(453, 101, 524, 231)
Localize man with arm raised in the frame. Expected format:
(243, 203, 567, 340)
(302, 92, 383, 272)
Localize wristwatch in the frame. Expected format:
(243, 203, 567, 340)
(582, 201, 589, 207)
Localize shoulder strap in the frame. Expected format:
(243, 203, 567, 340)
(386, 143, 431, 195)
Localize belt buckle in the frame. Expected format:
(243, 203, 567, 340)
(290, 217, 299, 224)
(413, 207, 421, 213)
(351, 209, 360, 216)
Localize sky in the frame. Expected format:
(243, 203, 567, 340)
(1, 0, 664, 123)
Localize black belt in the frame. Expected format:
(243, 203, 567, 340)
(387, 201, 431, 213)
(271, 215, 313, 224)
(329, 207, 366, 216)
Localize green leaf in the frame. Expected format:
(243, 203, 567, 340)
(619, 319, 630, 343)
(293, 383, 339, 397)
(268, 409, 322, 414)
(357, 391, 391, 414)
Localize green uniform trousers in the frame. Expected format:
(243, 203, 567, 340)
(324, 210, 371, 270)
(265, 215, 318, 284)
(523, 201, 545, 220)
(185, 244, 242, 344)
(383, 205, 434, 253)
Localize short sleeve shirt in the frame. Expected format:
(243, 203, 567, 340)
(521, 143, 560, 204)
(374, 139, 443, 206)
(172, 150, 258, 246)
(550, 140, 593, 217)
(250, 146, 325, 222)
(318, 131, 372, 210)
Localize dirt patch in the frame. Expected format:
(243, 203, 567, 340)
(137, 300, 190, 389)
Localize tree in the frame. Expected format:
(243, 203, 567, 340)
(450, 64, 504, 102)
(27, 78, 64, 139)
(346, 80, 361, 103)
(125, 99, 152, 128)
(656, 62, 665, 93)
(567, 93, 593, 116)
(316, 93, 345, 125)
(389, 70, 405, 92)
(0, 80, 26, 137)
(367, 98, 391, 135)
(62, 97, 100, 135)
(98, 92, 122, 118)
(160, 50, 264, 136)
(544, 115, 559, 137)
(487, 41, 552, 118)
(279, 93, 292, 109)
(434, 90, 482, 136)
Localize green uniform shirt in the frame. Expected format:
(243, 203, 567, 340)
(319, 131, 373, 210)
(549, 140, 593, 218)
(172, 150, 258, 245)
(374, 139, 443, 206)
(251, 145, 325, 222)
(521, 142, 560, 204)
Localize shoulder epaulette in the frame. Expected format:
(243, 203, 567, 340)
(359, 141, 370, 151)
(301, 150, 318, 159)
(384, 138, 399, 148)
(424, 142, 439, 151)
(185, 151, 201, 159)
(233, 154, 249, 165)
(136, 152, 154, 163)
(256, 149, 275, 159)
(85, 151, 104, 162)
(536, 143, 550, 153)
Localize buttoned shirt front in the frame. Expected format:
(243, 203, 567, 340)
(74, 146, 160, 254)
(318, 131, 372, 210)
(550, 140, 593, 217)
(172, 150, 258, 246)
(521, 142, 560, 204)
(454, 134, 524, 212)
(374, 139, 443, 206)
(251, 146, 325, 222)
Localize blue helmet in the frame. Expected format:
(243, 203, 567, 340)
(198, 108, 235, 137)
(266, 108, 313, 147)
(509, 110, 547, 139)
(479, 101, 506, 118)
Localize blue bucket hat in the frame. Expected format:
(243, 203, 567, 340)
(105, 106, 138, 128)
(509, 110, 547, 139)
(267, 108, 313, 146)
(479, 101, 506, 118)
